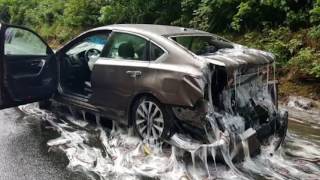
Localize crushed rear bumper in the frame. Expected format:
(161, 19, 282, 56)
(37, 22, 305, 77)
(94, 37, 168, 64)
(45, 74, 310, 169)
(167, 109, 288, 160)
(169, 62, 288, 160)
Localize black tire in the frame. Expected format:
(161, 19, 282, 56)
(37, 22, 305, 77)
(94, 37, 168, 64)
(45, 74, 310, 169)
(131, 96, 174, 141)
(38, 100, 52, 110)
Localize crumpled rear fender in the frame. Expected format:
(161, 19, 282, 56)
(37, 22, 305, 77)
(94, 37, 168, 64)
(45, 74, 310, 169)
(154, 67, 211, 108)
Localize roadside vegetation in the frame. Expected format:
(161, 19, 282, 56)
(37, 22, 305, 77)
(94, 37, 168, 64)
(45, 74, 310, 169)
(0, 0, 319, 99)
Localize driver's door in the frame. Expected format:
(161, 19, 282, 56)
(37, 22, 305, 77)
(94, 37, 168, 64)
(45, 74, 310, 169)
(0, 24, 56, 109)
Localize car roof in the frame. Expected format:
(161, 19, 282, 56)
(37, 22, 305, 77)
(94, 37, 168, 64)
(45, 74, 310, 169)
(92, 24, 211, 37)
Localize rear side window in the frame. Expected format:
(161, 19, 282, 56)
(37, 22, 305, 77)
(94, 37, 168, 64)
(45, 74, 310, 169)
(101, 32, 147, 61)
(150, 43, 165, 61)
(174, 36, 214, 55)
(174, 36, 192, 50)
(172, 35, 233, 55)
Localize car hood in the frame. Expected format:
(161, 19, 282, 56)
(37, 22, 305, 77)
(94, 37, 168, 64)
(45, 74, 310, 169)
(200, 45, 275, 72)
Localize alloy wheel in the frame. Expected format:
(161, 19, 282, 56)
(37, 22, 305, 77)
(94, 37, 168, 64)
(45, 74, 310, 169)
(135, 100, 165, 140)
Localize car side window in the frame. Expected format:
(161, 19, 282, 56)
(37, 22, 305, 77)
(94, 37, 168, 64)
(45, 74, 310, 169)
(65, 33, 109, 71)
(174, 36, 192, 50)
(102, 32, 147, 61)
(4, 27, 48, 55)
(67, 34, 109, 56)
(172, 36, 219, 55)
(150, 42, 165, 61)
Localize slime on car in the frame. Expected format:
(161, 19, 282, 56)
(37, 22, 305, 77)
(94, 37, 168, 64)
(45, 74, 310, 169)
(0, 23, 288, 161)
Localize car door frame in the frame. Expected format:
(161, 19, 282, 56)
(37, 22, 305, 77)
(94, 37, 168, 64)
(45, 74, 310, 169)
(54, 29, 112, 97)
(0, 23, 57, 109)
(89, 30, 151, 123)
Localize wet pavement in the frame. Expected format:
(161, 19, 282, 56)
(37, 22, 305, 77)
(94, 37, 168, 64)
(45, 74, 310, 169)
(0, 107, 87, 180)
(0, 101, 319, 180)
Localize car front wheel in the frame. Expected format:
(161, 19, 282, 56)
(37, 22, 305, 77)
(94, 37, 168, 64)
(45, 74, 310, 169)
(132, 96, 174, 141)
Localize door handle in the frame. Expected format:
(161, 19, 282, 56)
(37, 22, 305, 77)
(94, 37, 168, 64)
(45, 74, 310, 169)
(31, 59, 45, 67)
(30, 62, 38, 66)
(126, 71, 142, 78)
(135, 71, 142, 76)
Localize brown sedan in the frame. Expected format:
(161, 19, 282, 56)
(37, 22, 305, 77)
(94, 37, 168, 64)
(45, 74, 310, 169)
(0, 23, 288, 155)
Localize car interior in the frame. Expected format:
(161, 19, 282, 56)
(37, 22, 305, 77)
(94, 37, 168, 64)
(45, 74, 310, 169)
(59, 32, 149, 98)
(60, 31, 153, 98)
(102, 32, 148, 61)
(60, 34, 109, 97)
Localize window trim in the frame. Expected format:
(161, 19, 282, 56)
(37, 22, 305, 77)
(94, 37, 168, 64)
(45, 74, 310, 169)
(168, 33, 231, 42)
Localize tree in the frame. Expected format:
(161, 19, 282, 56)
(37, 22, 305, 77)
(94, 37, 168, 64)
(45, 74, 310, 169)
(63, 0, 107, 28)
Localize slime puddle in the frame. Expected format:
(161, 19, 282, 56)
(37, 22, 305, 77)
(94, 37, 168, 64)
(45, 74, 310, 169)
(20, 103, 189, 180)
(18, 103, 320, 180)
(17, 63, 320, 179)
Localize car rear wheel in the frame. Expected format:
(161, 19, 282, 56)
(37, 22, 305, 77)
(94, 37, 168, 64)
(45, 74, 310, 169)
(132, 96, 174, 141)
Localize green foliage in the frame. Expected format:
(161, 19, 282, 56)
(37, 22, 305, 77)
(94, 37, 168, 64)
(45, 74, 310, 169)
(99, 0, 181, 25)
(233, 27, 299, 66)
(26, 0, 64, 26)
(286, 10, 309, 30)
(233, 26, 320, 79)
(0, 0, 319, 80)
(308, 25, 320, 39)
(231, 1, 252, 31)
(311, 64, 320, 78)
(310, 0, 320, 24)
(0, 0, 317, 35)
(172, 0, 200, 27)
(63, 0, 107, 27)
(1, 0, 37, 25)
(289, 48, 320, 78)
(0, 1, 10, 23)
(190, 0, 239, 31)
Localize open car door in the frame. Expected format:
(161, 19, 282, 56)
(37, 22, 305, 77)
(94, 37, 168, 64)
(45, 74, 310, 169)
(0, 24, 57, 109)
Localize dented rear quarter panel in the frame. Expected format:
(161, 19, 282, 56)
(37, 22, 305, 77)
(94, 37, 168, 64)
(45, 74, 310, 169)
(87, 25, 276, 123)
(131, 46, 208, 109)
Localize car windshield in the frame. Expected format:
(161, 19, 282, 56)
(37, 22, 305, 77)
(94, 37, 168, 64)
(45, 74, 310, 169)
(171, 35, 233, 55)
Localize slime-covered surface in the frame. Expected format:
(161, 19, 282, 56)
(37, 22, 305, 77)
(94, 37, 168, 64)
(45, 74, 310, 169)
(12, 101, 319, 180)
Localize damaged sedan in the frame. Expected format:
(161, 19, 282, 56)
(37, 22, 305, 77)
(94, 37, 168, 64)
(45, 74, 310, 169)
(0, 23, 288, 160)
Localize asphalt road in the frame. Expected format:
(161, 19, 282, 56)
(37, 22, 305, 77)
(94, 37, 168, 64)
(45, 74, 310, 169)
(0, 102, 319, 180)
(0, 107, 87, 180)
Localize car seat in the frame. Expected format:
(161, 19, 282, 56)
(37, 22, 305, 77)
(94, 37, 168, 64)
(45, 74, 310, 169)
(118, 42, 134, 59)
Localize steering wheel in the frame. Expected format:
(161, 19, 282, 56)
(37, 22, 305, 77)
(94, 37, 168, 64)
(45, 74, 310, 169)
(84, 48, 101, 62)
(64, 55, 81, 67)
